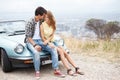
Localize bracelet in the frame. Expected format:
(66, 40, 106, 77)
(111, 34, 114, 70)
(47, 42, 50, 45)
(33, 44, 37, 47)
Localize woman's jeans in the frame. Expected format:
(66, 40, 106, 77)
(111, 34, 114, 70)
(26, 39, 59, 72)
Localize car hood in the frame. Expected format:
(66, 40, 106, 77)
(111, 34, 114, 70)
(2, 34, 25, 45)
(1, 34, 62, 45)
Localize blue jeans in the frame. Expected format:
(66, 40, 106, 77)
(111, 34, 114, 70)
(26, 39, 59, 71)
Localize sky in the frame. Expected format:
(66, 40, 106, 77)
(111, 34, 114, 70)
(0, 0, 120, 20)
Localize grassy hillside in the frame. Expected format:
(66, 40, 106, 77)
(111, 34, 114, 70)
(64, 36, 120, 62)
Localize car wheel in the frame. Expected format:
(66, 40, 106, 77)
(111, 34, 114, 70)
(1, 49, 13, 72)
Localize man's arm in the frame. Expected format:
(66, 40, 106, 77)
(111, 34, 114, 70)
(25, 20, 41, 51)
(25, 20, 36, 46)
(27, 38, 37, 47)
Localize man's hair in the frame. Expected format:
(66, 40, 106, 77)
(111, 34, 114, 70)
(35, 6, 47, 16)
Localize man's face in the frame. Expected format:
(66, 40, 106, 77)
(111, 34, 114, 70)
(38, 13, 46, 20)
(43, 13, 46, 20)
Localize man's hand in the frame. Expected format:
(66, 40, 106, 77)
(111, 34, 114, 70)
(34, 45, 41, 52)
(43, 40, 49, 45)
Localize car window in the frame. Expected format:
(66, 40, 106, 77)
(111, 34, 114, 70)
(0, 20, 25, 35)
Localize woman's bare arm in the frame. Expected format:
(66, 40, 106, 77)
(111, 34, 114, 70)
(40, 24, 55, 44)
(40, 24, 46, 42)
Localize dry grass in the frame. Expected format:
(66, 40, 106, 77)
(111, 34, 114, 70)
(63, 36, 120, 62)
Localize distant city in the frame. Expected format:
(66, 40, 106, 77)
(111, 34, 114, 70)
(0, 13, 120, 39)
(55, 16, 120, 39)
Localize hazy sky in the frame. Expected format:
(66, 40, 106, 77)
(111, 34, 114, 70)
(0, 0, 120, 19)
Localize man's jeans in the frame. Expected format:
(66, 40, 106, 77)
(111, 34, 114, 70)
(26, 39, 59, 71)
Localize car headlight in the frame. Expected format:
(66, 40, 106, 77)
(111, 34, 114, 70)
(57, 39, 64, 46)
(14, 44, 24, 54)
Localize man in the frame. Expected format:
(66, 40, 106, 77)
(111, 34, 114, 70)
(25, 6, 65, 79)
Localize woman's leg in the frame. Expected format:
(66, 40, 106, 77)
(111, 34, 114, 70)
(59, 46, 77, 68)
(57, 47, 76, 76)
(57, 47, 70, 69)
(59, 46, 84, 75)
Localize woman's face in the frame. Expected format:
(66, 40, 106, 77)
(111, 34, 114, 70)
(45, 15, 50, 22)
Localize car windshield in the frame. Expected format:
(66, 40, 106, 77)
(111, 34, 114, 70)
(0, 20, 25, 35)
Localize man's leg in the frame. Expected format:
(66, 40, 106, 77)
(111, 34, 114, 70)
(26, 42, 41, 78)
(42, 45, 65, 77)
(42, 45, 59, 69)
(36, 40, 58, 69)
(37, 40, 65, 77)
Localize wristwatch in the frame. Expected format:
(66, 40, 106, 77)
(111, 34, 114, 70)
(33, 44, 37, 47)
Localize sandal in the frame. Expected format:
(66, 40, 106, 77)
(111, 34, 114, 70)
(67, 69, 77, 76)
(75, 67, 84, 75)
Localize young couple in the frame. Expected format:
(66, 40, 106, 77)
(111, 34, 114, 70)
(25, 6, 84, 79)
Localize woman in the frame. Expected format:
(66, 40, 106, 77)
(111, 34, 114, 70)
(40, 11, 84, 76)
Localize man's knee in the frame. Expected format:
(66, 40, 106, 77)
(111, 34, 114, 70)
(34, 51, 40, 60)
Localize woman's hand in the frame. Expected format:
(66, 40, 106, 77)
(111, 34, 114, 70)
(43, 40, 49, 45)
(49, 43, 56, 48)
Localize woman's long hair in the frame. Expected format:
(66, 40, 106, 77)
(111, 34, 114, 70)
(47, 11, 56, 30)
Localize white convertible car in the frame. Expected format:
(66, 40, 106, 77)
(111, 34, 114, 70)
(0, 20, 69, 72)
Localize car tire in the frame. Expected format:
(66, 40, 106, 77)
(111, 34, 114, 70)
(1, 49, 13, 72)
